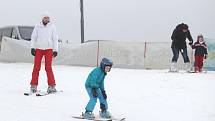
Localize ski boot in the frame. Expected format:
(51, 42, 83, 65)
(47, 85, 57, 94)
(99, 110, 112, 119)
(185, 62, 191, 72)
(194, 66, 199, 73)
(82, 111, 95, 119)
(30, 85, 37, 93)
(169, 62, 178, 72)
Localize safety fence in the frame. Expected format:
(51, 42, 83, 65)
(0, 37, 214, 70)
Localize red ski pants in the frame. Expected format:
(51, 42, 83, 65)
(30, 49, 56, 86)
(194, 55, 204, 72)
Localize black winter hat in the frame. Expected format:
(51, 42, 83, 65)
(181, 23, 188, 30)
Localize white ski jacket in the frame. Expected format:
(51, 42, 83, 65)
(31, 22, 58, 51)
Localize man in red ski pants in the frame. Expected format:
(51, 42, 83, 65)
(29, 12, 58, 94)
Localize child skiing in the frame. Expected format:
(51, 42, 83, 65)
(192, 35, 208, 72)
(83, 58, 113, 119)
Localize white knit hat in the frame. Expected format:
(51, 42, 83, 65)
(41, 11, 51, 19)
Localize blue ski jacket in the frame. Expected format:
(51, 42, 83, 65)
(85, 67, 106, 90)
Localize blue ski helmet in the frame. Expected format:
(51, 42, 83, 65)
(100, 58, 113, 71)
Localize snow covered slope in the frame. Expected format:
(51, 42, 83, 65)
(0, 63, 215, 121)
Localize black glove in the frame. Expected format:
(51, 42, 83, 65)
(92, 88, 97, 98)
(204, 54, 207, 59)
(100, 103, 106, 112)
(102, 90, 107, 100)
(53, 51, 58, 58)
(189, 40, 193, 45)
(31, 48, 36, 56)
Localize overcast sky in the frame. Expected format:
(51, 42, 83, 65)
(0, 0, 214, 43)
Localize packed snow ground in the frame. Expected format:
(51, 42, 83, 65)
(0, 62, 215, 121)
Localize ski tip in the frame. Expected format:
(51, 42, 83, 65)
(72, 116, 85, 119)
(24, 93, 31, 96)
(120, 118, 126, 121)
(111, 117, 126, 121)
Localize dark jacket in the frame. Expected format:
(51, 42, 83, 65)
(192, 42, 208, 56)
(171, 24, 193, 49)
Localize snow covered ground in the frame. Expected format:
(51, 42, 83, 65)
(0, 62, 215, 121)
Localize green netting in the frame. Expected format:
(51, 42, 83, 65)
(204, 38, 215, 71)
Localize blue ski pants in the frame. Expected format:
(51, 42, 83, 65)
(85, 87, 108, 112)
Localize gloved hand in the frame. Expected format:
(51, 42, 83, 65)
(31, 48, 36, 56)
(204, 54, 208, 59)
(189, 40, 193, 45)
(92, 88, 97, 98)
(102, 90, 107, 100)
(100, 103, 106, 112)
(53, 51, 58, 58)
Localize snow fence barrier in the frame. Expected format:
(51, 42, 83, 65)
(0, 37, 214, 70)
